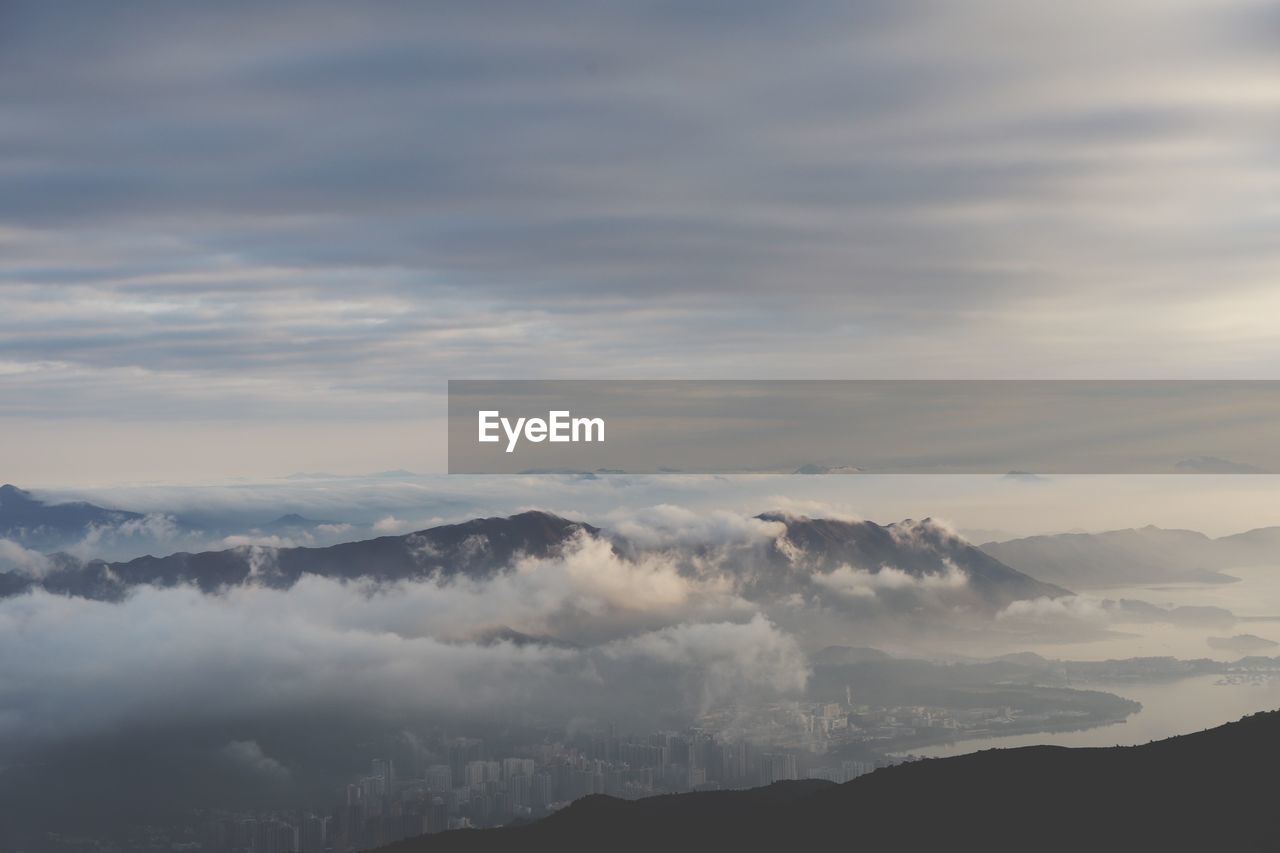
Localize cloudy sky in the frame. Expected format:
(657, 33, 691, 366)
(3, 0, 1278, 482)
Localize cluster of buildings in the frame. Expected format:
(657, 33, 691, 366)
(203, 815, 329, 853)
(63, 696, 1018, 853)
(192, 717, 899, 853)
(694, 696, 970, 757)
(320, 731, 836, 850)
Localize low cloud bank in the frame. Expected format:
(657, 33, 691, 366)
(0, 553, 806, 752)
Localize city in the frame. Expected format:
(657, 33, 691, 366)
(36, 689, 1134, 853)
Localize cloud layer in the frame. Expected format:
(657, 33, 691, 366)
(2, 1, 1278, 480)
(0, 533, 808, 753)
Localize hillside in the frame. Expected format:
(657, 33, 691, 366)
(979, 525, 1280, 587)
(32, 511, 597, 600)
(2, 510, 1065, 611)
(0, 484, 144, 550)
(762, 512, 1068, 605)
(376, 710, 1280, 852)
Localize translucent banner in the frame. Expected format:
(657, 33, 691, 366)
(448, 380, 1280, 475)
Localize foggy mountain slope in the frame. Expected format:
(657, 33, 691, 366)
(2, 510, 1065, 611)
(376, 710, 1280, 852)
(259, 513, 336, 533)
(32, 511, 599, 600)
(1216, 525, 1280, 566)
(758, 512, 1069, 606)
(0, 484, 144, 550)
(981, 525, 1280, 588)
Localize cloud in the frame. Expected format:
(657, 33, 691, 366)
(758, 498, 864, 523)
(64, 513, 182, 560)
(604, 505, 785, 549)
(372, 515, 414, 534)
(886, 517, 964, 549)
(0, 542, 801, 750)
(216, 534, 297, 549)
(2, 1, 1279, 480)
(313, 522, 353, 536)
(997, 594, 1115, 624)
(342, 531, 752, 644)
(0, 539, 51, 578)
(601, 614, 810, 714)
(812, 561, 969, 599)
(997, 594, 1236, 627)
(220, 739, 291, 782)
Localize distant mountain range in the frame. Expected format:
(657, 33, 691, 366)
(283, 469, 421, 480)
(373, 710, 1280, 852)
(17, 511, 596, 601)
(0, 507, 1064, 609)
(757, 512, 1066, 605)
(981, 525, 1280, 588)
(0, 484, 144, 550)
(257, 513, 338, 533)
(9, 480, 1280, 594)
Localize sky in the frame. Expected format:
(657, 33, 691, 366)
(2, 0, 1279, 482)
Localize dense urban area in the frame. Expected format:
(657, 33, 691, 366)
(36, 690, 1135, 853)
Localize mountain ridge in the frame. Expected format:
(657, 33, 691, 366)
(373, 709, 1280, 852)
(1, 508, 1066, 610)
(0, 484, 145, 550)
(981, 524, 1280, 587)
(31, 510, 596, 600)
(761, 512, 1068, 605)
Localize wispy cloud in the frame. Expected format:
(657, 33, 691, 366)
(1, 1, 1278, 479)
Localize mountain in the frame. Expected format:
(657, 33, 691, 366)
(792, 464, 862, 475)
(0, 484, 144, 550)
(29, 511, 598, 600)
(258, 513, 335, 532)
(809, 645, 892, 665)
(374, 710, 1280, 852)
(981, 524, 1280, 588)
(1217, 525, 1280, 565)
(1174, 455, 1267, 474)
(2, 510, 1065, 610)
(1207, 634, 1278, 653)
(757, 513, 1068, 606)
(284, 469, 421, 480)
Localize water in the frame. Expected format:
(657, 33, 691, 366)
(909, 672, 1280, 757)
(998, 564, 1280, 662)
(906, 564, 1280, 757)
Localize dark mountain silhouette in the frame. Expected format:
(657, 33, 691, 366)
(375, 710, 1280, 853)
(0, 484, 143, 550)
(758, 512, 1068, 605)
(30, 511, 598, 600)
(981, 524, 1280, 588)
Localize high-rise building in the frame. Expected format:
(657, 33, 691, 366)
(424, 764, 453, 793)
(464, 759, 500, 789)
(501, 757, 534, 781)
(299, 814, 328, 852)
(761, 752, 797, 784)
(448, 739, 484, 788)
(372, 758, 396, 792)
